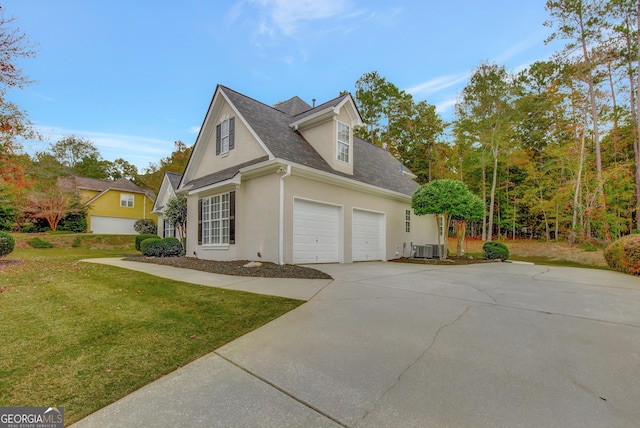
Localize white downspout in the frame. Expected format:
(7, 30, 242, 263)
(279, 164, 291, 265)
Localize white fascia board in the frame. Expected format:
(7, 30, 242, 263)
(289, 107, 335, 130)
(187, 174, 242, 196)
(336, 96, 365, 128)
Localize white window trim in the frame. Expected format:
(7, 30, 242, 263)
(201, 192, 230, 246)
(336, 121, 350, 163)
(220, 119, 230, 154)
(120, 193, 134, 208)
(405, 209, 411, 233)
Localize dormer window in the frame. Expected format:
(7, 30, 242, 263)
(337, 121, 350, 163)
(216, 117, 235, 155)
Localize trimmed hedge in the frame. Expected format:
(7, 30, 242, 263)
(483, 241, 509, 261)
(604, 234, 640, 275)
(136, 234, 158, 251)
(0, 231, 14, 258)
(141, 237, 182, 257)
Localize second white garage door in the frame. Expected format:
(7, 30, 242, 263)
(352, 209, 385, 261)
(293, 199, 341, 264)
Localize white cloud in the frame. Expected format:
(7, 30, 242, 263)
(24, 125, 173, 169)
(249, 0, 350, 36)
(406, 72, 470, 97)
(188, 126, 201, 134)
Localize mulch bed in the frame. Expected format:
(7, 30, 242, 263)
(122, 255, 333, 279)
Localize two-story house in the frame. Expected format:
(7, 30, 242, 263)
(60, 176, 157, 234)
(178, 85, 439, 264)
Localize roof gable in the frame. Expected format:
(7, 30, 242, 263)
(181, 85, 420, 197)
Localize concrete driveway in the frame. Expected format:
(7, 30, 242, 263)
(74, 262, 640, 427)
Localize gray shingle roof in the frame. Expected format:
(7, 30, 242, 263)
(187, 85, 419, 196)
(274, 96, 311, 116)
(166, 172, 182, 191)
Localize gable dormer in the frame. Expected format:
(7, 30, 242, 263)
(289, 94, 363, 176)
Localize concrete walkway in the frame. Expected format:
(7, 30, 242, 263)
(82, 258, 332, 301)
(73, 260, 640, 427)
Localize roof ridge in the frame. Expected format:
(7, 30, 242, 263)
(292, 92, 350, 118)
(219, 85, 292, 118)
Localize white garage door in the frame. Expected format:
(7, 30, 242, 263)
(293, 199, 340, 264)
(90, 216, 137, 234)
(352, 209, 385, 261)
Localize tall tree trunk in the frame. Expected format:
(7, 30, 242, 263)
(572, 127, 586, 240)
(481, 157, 487, 241)
(488, 146, 499, 242)
(636, 0, 640, 230)
(578, 9, 605, 209)
(456, 219, 466, 256)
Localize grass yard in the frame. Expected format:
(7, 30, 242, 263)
(0, 235, 303, 424)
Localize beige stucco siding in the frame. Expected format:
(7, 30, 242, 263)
(282, 173, 437, 264)
(192, 102, 269, 179)
(298, 109, 354, 176)
(186, 167, 437, 264)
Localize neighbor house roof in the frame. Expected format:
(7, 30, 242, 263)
(184, 85, 419, 196)
(59, 176, 156, 203)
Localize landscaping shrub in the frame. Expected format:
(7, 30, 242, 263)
(58, 212, 87, 233)
(134, 219, 157, 234)
(136, 233, 158, 251)
(604, 234, 640, 275)
(72, 237, 82, 248)
(140, 238, 163, 256)
(161, 237, 183, 257)
(141, 237, 182, 257)
(0, 231, 15, 258)
(483, 241, 509, 261)
(28, 237, 54, 249)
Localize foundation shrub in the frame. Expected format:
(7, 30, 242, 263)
(604, 234, 640, 275)
(483, 242, 509, 261)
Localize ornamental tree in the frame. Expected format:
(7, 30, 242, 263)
(411, 179, 484, 260)
(164, 194, 187, 250)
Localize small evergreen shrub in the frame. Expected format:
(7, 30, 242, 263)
(604, 234, 640, 276)
(134, 219, 157, 235)
(483, 241, 509, 261)
(161, 237, 182, 257)
(141, 237, 182, 257)
(28, 237, 54, 249)
(140, 238, 163, 256)
(136, 233, 158, 251)
(58, 212, 88, 233)
(0, 231, 15, 258)
(72, 237, 82, 248)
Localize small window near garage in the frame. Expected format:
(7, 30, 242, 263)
(120, 193, 134, 208)
(405, 209, 411, 233)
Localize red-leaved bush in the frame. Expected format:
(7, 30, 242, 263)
(604, 234, 640, 276)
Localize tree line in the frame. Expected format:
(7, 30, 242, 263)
(2, 1, 640, 242)
(350, 0, 640, 243)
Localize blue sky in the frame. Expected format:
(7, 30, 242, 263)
(8, 0, 559, 170)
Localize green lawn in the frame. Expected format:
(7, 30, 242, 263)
(0, 237, 302, 424)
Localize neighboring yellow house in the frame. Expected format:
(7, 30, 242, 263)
(60, 176, 157, 234)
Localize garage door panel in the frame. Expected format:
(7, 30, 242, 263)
(352, 210, 384, 262)
(293, 200, 340, 264)
(90, 216, 137, 234)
